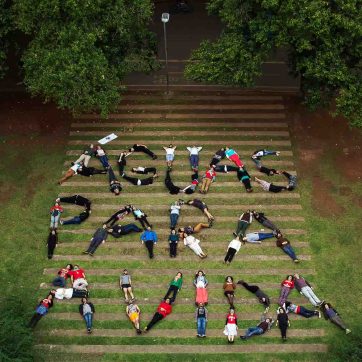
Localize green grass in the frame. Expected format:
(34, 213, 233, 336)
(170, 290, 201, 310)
(1, 100, 362, 362)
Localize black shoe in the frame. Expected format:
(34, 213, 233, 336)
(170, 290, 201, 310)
(240, 336, 246, 340)
(152, 155, 158, 160)
(233, 232, 237, 237)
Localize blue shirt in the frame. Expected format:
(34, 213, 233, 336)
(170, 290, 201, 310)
(140, 230, 158, 243)
(225, 149, 236, 157)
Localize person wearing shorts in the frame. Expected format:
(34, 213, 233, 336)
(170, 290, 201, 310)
(127, 301, 141, 334)
(223, 276, 236, 308)
(58, 162, 81, 184)
(163, 144, 177, 168)
(120, 269, 135, 303)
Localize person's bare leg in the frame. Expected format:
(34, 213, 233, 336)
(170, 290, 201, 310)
(123, 288, 129, 301)
(193, 223, 209, 233)
(128, 287, 134, 300)
(204, 209, 214, 220)
(59, 170, 74, 184)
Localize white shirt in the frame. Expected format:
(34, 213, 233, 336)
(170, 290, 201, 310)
(96, 148, 106, 156)
(165, 147, 175, 155)
(55, 288, 73, 300)
(184, 235, 200, 246)
(70, 163, 81, 172)
(228, 239, 242, 252)
(187, 146, 202, 155)
(170, 205, 181, 215)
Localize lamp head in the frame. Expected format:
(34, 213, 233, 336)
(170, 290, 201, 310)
(161, 13, 170, 23)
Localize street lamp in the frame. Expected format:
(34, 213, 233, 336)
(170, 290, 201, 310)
(161, 13, 170, 94)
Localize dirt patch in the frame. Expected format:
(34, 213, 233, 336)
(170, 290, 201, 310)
(312, 176, 345, 217)
(286, 96, 362, 182)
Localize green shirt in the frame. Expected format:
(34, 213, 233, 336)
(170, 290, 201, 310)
(170, 277, 183, 289)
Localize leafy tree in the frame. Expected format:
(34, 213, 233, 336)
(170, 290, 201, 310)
(185, 0, 362, 127)
(0, 0, 12, 79)
(14, 0, 158, 116)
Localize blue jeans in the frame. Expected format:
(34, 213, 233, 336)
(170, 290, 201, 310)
(197, 317, 206, 336)
(190, 155, 199, 169)
(245, 326, 264, 338)
(99, 155, 109, 168)
(282, 244, 297, 260)
(170, 213, 179, 228)
(84, 313, 93, 329)
(258, 232, 275, 241)
(62, 216, 81, 225)
(262, 150, 277, 156)
(53, 276, 66, 287)
(299, 306, 318, 318)
(123, 224, 142, 233)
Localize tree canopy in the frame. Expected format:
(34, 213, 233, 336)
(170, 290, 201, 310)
(0, 0, 11, 79)
(185, 0, 362, 127)
(12, 0, 157, 116)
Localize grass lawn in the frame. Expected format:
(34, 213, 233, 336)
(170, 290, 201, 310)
(0, 95, 361, 362)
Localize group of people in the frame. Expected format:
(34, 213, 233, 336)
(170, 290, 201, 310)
(224, 209, 300, 264)
(61, 143, 297, 196)
(32, 267, 351, 340)
(36, 141, 351, 343)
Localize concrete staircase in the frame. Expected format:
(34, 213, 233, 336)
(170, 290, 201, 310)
(36, 88, 326, 359)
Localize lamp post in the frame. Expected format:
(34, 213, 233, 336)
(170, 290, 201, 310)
(161, 12, 170, 94)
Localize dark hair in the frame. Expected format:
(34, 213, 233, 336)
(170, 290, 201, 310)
(66, 264, 74, 270)
(285, 301, 291, 308)
(286, 274, 293, 280)
(176, 272, 183, 278)
(225, 276, 234, 282)
(195, 270, 205, 279)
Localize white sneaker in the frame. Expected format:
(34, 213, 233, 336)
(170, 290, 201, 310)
(346, 329, 351, 334)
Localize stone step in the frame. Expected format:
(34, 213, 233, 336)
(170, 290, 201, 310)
(59, 182, 297, 190)
(69, 130, 289, 137)
(55, 241, 309, 249)
(120, 95, 284, 101)
(68, 140, 292, 146)
(43, 267, 316, 276)
(58, 192, 301, 200)
(76, 113, 286, 120)
(66, 149, 294, 157)
(59, 215, 304, 223)
(35, 343, 328, 354)
(64, 203, 302, 211)
(44, 314, 322, 324)
(59, 228, 306, 236)
(37, 328, 325, 338)
(40, 281, 294, 291)
(50, 296, 309, 305)
(71, 121, 288, 129)
(52, 254, 311, 262)
(114, 104, 286, 111)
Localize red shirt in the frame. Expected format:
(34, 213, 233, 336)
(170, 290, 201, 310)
(58, 268, 70, 278)
(157, 302, 172, 317)
(226, 314, 237, 324)
(205, 169, 216, 179)
(282, 280, 294, 289)
(69, 269, 85, 280)
(41, 298, 52, 308)
(50, 205, 63, 213)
